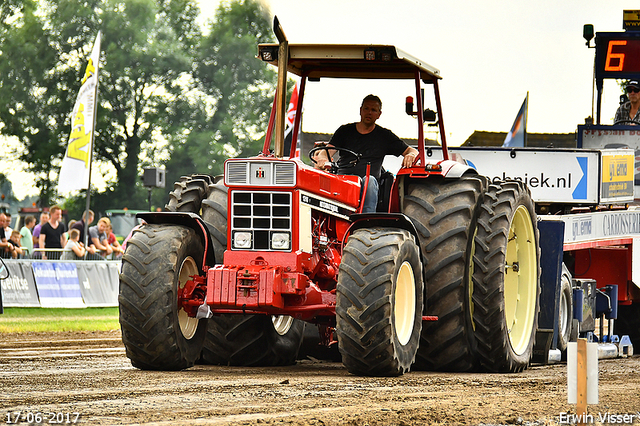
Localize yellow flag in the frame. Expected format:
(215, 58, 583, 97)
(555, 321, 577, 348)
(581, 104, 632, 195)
(58, 31, 101, 193)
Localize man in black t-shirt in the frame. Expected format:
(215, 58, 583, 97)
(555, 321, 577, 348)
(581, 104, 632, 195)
(38, 205, 67, 260)
(313, 95, 418, 212)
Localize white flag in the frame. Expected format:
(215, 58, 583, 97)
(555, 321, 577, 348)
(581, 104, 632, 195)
(58, 31, 101, 193)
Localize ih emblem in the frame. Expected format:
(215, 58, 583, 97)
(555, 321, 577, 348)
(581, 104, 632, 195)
(256, 167, 265, 178)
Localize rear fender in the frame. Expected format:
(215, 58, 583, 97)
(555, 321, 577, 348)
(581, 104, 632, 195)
(345, 213, 420, 246)
(136, 212, 216, 267)
(440, 160, 477, 178)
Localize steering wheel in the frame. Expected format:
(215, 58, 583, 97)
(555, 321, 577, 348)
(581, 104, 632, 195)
(308, 146, 362, 174)
(614, 119, 640, 126)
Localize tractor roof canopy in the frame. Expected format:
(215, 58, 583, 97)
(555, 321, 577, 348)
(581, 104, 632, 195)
(258, 44, 441, 82)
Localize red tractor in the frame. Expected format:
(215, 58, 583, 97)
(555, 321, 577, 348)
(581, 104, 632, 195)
(119, 19, 540, 376)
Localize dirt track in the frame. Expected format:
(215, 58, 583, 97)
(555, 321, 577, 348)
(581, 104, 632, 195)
(1, 331, 639, 425)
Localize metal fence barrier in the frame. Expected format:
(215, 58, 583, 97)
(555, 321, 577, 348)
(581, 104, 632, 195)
(10, 248, 120, 261)
(0, 257, 121, 308)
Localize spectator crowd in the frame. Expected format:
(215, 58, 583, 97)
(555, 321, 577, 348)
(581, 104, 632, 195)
(0, 207, 124, 260)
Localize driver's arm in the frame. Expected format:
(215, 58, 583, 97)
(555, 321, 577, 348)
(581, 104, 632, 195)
(401, 146, 419, 168)
(313, 144, 337, 170)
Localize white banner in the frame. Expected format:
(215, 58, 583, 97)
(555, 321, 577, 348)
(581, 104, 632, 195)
(58, 31, 101, 193)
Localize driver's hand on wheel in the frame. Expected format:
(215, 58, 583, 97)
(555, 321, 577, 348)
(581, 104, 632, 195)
(317, 160, 334, 170)
(313, 152, 330, 170)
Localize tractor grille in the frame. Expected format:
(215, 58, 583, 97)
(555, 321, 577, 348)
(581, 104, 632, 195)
(231, 191, 292, 251)
(225, 160, 296, 186)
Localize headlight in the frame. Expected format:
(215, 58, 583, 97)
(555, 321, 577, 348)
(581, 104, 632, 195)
(233, 232, 252, 249)
(271, 232, 290, 250)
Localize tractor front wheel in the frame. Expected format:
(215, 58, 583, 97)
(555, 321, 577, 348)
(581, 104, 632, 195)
(336, 228, 423, 376)
(119, 225, 206, 370)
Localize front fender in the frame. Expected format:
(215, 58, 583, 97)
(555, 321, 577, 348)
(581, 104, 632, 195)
(136, 212, 216, 267)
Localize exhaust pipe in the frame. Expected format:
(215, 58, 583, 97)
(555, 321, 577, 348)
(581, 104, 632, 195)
(273, 16, 288, 158)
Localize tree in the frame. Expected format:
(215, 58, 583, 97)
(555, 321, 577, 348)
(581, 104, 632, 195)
(0, 0, 203, 208)
(0, 0, 277, 213)
(97, 0, 203, 207)
(0, 173, 18, 208)
(163, 0, 276, 187)
(0, 0, 88, 205)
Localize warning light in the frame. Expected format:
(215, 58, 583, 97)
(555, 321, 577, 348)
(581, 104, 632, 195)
(405, 96, 414, 115)
(364, 49, 376, 61)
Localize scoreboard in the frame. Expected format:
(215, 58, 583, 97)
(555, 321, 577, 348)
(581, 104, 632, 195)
(595, 32, 640, 80)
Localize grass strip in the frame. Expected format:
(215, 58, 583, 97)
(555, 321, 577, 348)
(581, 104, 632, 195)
(0, 307, 120, 333)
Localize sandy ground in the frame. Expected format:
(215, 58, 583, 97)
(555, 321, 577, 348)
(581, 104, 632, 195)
(1, 331, 639, 426)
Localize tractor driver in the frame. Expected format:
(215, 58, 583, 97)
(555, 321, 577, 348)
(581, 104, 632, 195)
(313, 94, 418, 213)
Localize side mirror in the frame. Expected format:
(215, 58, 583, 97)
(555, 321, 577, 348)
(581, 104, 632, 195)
(423, 109, 437, 122)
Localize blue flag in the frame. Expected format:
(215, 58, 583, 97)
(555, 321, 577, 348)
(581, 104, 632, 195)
(503, 95, 528, 147)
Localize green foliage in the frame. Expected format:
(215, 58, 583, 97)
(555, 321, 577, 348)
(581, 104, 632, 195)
(0, 0, 92, 205)
(163, 0, 275, 187)
(0, 0, 276, 211)
(95, 0, 203, 207)
(0, 173, 17, 206)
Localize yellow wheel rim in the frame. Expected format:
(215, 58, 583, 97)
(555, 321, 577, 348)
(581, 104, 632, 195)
(178, 256, 200, 340)
(395, 261, 416, 346)
(504, 205, 537, 356)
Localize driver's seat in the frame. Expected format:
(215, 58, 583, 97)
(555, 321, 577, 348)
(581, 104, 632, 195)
(376, 169, 394, 212)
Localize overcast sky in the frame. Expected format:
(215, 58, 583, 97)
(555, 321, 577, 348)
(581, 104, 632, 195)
(238, 0, 634, 142)
(4, 0, 636, 199)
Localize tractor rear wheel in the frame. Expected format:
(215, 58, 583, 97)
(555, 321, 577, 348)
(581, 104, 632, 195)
(165, 174, 215, 213)
(336, 228, 423, 376)
(402, 176, 486, 371)
(471, 180, 540, 372)
(201, 314, 305, 366)
(119, 225, 206, 370)
(200, 183, 228, 263)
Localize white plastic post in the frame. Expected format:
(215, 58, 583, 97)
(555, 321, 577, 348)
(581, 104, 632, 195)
(567, 338, 599, 424)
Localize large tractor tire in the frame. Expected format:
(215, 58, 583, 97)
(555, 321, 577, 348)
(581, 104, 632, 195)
(165, 174, 215, 212)
(119, 225, 206, 370)
(615, 303, 640, 349)
(471, 180, 540, 372)
(557, 264, 573, 352)
(336, 228, 423, 376)
(201, 315, 305, 366)
(200, 183, 228, 263)
(402, 175, 486, 372)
